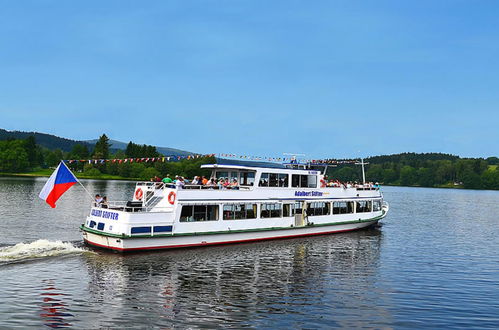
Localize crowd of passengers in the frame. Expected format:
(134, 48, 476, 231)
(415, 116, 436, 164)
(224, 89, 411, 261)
(149, 174, 380, 190)
(320, 177, 379, 189)
(150, 175, 241, 190)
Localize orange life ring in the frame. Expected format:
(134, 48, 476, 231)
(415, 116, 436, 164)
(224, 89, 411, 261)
(135, 188, 143, 200)
(168, 191, 176, 205)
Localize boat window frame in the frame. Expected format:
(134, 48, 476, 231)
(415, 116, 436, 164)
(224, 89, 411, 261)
(179, 205, 219, 222)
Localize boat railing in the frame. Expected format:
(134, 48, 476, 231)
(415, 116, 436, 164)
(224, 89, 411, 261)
(321, 184, 379, 190)
(182, 184, 251, 191)
(356, 185, 380, 191)
(136, 181, 251, 191)
(92, 201, 172, 213)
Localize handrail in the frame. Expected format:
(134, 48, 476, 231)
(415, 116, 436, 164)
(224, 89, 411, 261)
(91, 202, 173, 213)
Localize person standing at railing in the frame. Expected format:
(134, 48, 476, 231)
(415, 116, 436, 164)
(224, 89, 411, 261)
(175, 177, 185, 189)
(206, 178, 216, 189)
(192, 176, 199, 185)
(162, 174, 173, 184)
(94, 194, 103, 207)
(202, 176, 208, 185)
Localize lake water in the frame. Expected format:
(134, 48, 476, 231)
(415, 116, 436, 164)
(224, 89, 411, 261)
(1, 177, 499, 328)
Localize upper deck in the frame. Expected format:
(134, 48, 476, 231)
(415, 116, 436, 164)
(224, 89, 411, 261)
(120, 163, 382, 210)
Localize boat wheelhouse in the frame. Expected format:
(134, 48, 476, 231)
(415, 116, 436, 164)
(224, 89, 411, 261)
(81, 162, 389, 252)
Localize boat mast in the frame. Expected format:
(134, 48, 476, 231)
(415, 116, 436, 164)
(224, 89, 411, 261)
(355, 158, 369, 184)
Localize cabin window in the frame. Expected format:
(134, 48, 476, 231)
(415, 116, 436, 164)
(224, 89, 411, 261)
(97, 222, 105, 230)
(332, 201, 354, 214)
(240, 172, 255, 186)
(307, 202, 330, 216)
(89, 220, 96, 228)
(223, 204, 257, 220)
(153, 226, 173, 233)
(215, 171, 229, 180)
(283, 204, 291, 217)
(229, 172, 239, 183)
(356, 201, 372, 213)
(283, 202, 304, 217)
(278, 174, 288, 187)
(291, 175, 317, 188)
(260, 173, 289, 187)
(293, 202, 304, 214)
(261, 203, 282, 218)
(131, 226, 151, 234)
(180, 205, 219, 222)
(269, 173, 278, 187)
(259, 173, 269, 186)
(373, 200, 382, 211)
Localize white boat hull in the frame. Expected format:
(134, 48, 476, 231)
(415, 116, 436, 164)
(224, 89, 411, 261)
(82, 218, 380, 252)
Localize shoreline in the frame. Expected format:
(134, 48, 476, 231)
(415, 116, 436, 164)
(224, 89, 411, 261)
(2, 172, 497, 191)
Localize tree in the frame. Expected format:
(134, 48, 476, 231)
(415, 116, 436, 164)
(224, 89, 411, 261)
(45, 149, 64, 167)
(93, 134, 110, 159)
(400, 165, 417, 186)
(70, 144, 89, 159)
(0, 140, 30, 172)
(417, 167, 434, 187)
(24, 136, 38, 167)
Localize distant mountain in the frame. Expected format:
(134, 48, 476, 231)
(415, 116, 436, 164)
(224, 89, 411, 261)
(0, 128, 92, 152)
(84, 139, 193, 156)
(0, 128, 194, 156)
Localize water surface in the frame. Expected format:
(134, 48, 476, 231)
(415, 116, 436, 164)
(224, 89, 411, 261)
(0, 178, 498, 328)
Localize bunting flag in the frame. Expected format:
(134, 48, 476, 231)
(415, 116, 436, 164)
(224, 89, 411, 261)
(63, 153, 361, 166)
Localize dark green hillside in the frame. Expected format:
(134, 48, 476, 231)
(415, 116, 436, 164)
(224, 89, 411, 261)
(0, 128, 92, 152)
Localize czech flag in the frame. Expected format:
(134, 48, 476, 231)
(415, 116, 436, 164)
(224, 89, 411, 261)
(39, 161, 78, 208)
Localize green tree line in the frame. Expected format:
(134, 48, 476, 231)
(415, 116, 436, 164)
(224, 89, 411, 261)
(0, 134, 213, 180)
(326, 153, 499, 190)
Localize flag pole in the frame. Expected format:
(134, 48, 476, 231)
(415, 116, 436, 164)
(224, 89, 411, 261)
(60, 161, 95, 201)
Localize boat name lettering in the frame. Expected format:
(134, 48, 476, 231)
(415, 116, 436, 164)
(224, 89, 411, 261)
(91, 209, 119, 220)
(294, 191, 323, 197)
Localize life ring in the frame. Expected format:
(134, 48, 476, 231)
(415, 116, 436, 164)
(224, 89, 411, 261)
(135, 188, 143, 200)
(168, 191, 176, 205)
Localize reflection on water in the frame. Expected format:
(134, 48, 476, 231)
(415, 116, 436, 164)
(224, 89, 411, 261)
(40, 280, 73, 328)
(2, 179, 499, 328)
(80, 229, 386, 328)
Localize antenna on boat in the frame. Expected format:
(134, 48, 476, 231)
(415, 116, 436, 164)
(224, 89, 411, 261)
(355, 157, 369, 184)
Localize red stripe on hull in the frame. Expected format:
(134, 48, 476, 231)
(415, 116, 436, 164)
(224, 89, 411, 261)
(83, 222, 377, 252)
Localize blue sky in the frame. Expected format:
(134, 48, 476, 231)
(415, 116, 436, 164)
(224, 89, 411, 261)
(1, 0, 498, 159)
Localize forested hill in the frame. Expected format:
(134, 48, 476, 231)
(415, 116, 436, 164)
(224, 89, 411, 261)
(367, 152, 459, 164)
(0, 129, 192, 155)
(326, 152, 499, 190)
(0, 128, 92, 152)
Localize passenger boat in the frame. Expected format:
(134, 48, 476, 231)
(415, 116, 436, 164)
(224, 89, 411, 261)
(80, 161, 389, 252)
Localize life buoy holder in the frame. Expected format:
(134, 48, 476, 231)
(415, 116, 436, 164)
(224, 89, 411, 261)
(135, 188, 143, 200)
(168, 191, 176, 205)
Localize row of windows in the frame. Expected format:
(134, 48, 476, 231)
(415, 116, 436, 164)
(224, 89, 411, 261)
(215, 171, 255, 186)
(130, 226, 173, 234)
(215, 171, 320, 189)
(179, 200, 382, 222)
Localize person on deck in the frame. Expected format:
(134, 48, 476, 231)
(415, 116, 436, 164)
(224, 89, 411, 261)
(162, 174, 173, 185)
(201, 176, 208, 185)
(94, 194, 103, 207)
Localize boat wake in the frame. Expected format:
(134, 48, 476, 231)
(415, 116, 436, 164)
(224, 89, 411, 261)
(0, 239, 87, 263)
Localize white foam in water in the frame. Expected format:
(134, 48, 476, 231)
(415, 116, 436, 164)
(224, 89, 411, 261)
(0, 239, 86, 262)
